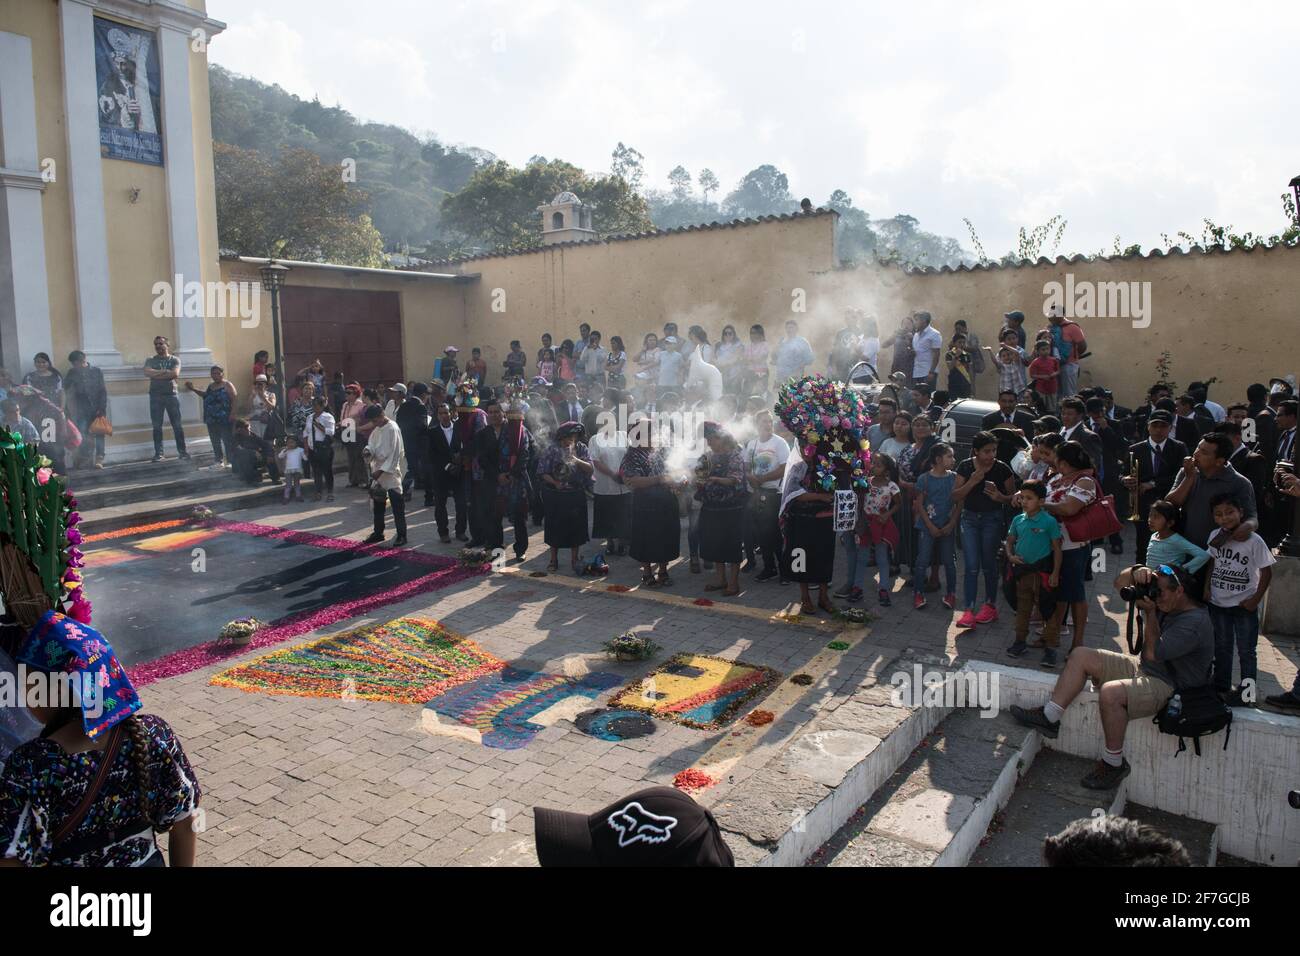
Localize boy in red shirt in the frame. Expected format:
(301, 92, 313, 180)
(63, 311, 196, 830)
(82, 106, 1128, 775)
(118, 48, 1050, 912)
(1029, 339, 1060, 412)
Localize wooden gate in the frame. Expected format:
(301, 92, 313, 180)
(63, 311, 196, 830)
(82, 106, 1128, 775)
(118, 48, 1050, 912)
(279, 286, 404, 389)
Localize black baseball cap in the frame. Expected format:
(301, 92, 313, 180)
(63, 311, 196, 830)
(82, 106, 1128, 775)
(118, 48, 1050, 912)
(534, 786, 735, 867)
(1148, 410, 1174, 424)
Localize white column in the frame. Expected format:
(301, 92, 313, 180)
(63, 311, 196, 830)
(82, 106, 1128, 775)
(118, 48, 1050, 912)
(58, 0, 124, 368)
(0, 32, 54, 380)
(157, 21, 211, 367)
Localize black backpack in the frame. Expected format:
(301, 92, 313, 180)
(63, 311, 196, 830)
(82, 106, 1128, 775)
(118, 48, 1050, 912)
(1153, 685, 1232, 756)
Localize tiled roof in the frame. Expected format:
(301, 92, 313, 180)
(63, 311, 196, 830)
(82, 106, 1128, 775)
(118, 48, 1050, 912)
(852, 239, 1300, 276)
(400, 207, 839, 268)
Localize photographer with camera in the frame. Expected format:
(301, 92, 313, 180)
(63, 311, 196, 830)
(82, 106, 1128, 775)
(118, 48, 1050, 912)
(1012, 564, 1213, 790)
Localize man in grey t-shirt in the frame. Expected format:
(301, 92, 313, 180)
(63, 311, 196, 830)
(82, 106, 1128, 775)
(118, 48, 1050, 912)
(1011, 565, 1212, 791)
(143, 335, 188, 461)
(1167, 432, 1258, 548)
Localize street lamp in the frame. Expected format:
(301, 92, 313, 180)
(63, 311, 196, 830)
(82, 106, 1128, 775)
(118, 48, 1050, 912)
(1291, 175, 1300, 223)
(259, 260, 290, 434)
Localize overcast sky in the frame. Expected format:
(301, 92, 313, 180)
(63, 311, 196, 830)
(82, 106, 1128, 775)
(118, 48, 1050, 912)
(207, 0, 1297, 256)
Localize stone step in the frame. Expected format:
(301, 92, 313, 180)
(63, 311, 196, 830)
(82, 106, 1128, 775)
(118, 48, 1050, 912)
(79, 480, 285, 535)
(1123, 802, 1219, 867)
(61, 452, 213, 490)
(812, 708, 1039, 867)
(969, 749, 1125, 866)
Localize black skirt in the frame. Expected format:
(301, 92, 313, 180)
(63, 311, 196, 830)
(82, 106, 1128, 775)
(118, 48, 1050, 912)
(781, 503, 835, 584)
(699, 503, 744, 564)
(591, 493, 631, 539)
(628, 486, 681, 565)
(542, 486, 589, 548)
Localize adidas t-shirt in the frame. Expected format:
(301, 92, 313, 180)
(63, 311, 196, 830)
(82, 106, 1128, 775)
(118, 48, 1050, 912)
(1207, 532, 1275, 607)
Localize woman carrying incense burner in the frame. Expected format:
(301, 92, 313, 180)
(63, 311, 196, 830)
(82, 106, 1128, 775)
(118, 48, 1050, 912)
(697, 421, 748, 596)
(538, 421, 593, 572)
(621, 412, 684, 587)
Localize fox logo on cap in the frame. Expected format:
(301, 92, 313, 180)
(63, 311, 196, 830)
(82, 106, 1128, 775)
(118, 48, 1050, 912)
(607, 802, 678, 848)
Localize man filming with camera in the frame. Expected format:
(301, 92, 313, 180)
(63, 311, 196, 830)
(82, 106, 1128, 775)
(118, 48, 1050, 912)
(1011, 565, 1213, 790)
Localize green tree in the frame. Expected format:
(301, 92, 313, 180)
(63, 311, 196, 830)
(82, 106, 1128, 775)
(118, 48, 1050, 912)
(667, 165, 693, 201)
(698, 168, 720, 204)
(722, 164, 793, 218)
(440, 157, 653, 253)
(610, 142, 645, 191)
(214, 143, 386, 267)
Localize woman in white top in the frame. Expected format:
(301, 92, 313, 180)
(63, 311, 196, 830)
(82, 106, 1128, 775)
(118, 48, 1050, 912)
(1043, 440, 1099, 659)
(859, 316, 882, 375)
(715, 324, 746, 396)
(686, 326, 714, 366)
(589, 424, 632, 554)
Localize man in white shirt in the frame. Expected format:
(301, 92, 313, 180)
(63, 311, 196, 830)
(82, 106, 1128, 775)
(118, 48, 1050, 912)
(303, 396, 337, 502)
(364, 405, 407, 546)
(774, 319, 814, 384)
(911, 311, 942, 387)
(657, 337, 685, 393)
(744, 410, 790, 580)
(384, 382, 406, 419)
(580, 330, 608, 390)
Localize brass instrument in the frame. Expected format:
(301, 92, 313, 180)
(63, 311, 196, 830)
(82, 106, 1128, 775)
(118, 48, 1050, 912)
(1127, 451, 1141, 522)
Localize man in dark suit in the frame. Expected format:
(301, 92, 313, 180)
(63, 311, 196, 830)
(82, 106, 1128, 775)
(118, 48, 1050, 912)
(982, 389, 1036, 437)
(1245, 384, 1277, 458)
(1123, 411, 1187, 564)
(426, 400, 467, 542)
(473, 398, 534, 562)
(1131, 384, 1171, 438)
(1211, 421, 1272, 545)
(1264, 399, 1298, 547)
(1087, 397, 1128, 553)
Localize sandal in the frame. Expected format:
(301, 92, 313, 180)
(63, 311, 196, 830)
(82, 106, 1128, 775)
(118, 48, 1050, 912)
(641, 573, 660, 588)
(799, 602, 817, 615)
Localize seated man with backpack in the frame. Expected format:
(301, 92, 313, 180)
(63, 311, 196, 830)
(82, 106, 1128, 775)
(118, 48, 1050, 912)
(1011, 564, 1214, 790)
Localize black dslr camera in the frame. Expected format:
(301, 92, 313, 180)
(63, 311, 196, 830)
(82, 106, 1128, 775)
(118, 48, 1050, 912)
(1119, 578, 1161, 603)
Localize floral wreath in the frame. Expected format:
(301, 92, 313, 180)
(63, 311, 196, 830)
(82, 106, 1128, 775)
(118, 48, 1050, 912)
(774, 374, 872, 491)
(0, 427, 89, 627)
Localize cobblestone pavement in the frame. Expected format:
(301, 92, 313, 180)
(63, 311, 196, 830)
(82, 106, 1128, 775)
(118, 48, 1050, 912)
(144, 492, 1298, 865)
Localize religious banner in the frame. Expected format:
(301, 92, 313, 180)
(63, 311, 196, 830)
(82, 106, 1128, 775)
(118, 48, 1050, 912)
(94, 18, 163, 166)
(833, 489, 857, 532)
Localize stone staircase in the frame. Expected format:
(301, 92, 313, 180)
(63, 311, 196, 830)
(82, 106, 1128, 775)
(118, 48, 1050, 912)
(68, 451, 350, 534)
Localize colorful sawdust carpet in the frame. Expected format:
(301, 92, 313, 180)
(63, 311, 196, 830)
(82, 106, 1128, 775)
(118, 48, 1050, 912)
(424, 666, 623, 749)
(608, 653, 781, 730)
(574, 708, 658, 742)
(210, 616, 503, 703)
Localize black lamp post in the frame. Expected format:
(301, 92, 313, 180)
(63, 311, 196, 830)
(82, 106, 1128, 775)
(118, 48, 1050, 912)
(1291, 175, 1300, 221)
(258, 260, 290, 433)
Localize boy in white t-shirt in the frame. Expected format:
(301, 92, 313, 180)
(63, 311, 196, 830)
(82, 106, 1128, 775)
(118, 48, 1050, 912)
(1205, 492, 1274, 707)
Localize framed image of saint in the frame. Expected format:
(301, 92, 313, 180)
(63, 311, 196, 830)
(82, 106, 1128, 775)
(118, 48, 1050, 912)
(94, 17, 164, 166)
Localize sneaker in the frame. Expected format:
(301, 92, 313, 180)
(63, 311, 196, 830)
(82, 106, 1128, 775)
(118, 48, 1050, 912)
(363, 532, 385, 544)
(151, 455, 163, 463)
(956, 610, 978, 628)
(846, 587, 864, 603)
(833, 583, 856, 599)
(1081, 758, 1131, 791)
(509, 554, 526, 564)
(326, 494, 334, 502)
(913, 593, 927, 610)
(1263, 690, 1300, 714)
(878, 589, 891, 607)
(1006, 640, 1028, 658)
(942, 593, 957, 610)
(94, 461, 105, 469)
(1040, 648, 1058, 670)
(974, 603, 999, 625)
(755, 568, 778, 582)
(178, 453, 191, 460)
(1009, 704, 1060, 739)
